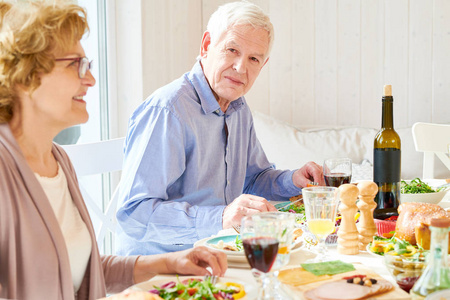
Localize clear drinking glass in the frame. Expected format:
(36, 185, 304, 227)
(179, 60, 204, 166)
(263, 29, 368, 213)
(302, 187, 339, 262)
(323, 157, 352, 187)
(241, 212, 296, 300)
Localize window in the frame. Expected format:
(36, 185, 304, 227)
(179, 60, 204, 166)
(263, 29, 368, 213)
(57, 0, 117, 254)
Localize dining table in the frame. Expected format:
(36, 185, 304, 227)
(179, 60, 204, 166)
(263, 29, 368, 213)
(132, 220, 411, 300)
(130, 190, 450, 299)
(134, 227, 411, 300)
(126, 181, 450, 299)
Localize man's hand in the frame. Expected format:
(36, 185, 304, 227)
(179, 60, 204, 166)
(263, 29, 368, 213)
(292, 161, 325, 188)
(133, 247, 227, 283)
(222, 194, 277, 229)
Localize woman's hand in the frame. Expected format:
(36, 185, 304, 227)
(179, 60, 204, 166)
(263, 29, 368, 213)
(133, 246, 227, 283)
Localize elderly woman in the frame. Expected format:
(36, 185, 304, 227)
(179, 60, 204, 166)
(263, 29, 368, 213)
(0, 2, 226, 300)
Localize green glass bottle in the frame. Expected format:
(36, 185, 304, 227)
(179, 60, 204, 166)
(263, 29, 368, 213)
(373, 85, 401, 220)
(410, 218, 450, 299)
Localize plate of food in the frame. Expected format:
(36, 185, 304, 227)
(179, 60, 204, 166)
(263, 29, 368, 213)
(129, 275, 256, 300)
(205, 234, 244, 256)
(366, 234, 428, 258)
(197, 233, 304, 267)
(275, 200, 306, 224)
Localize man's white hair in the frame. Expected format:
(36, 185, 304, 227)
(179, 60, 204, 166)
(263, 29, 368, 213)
(206, 1, 274, 55)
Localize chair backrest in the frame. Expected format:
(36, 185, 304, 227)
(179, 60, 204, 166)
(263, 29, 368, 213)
(412, 122, 450, 179)
(62, 137, 125, 254)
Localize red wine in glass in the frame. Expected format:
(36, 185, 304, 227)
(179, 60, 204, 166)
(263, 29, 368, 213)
(243, 237, 279, 273)
(324, 173, 351, 187)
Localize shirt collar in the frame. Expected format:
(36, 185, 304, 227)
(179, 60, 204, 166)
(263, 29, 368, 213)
(188, 60, 245, 116)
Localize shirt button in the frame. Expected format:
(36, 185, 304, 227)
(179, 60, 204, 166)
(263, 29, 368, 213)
(227, 180, 230, 185)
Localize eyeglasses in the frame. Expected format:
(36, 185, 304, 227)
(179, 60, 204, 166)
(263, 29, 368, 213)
(55, 56, 93, 78)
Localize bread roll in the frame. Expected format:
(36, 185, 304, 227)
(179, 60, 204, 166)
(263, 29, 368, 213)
(395, 202, 449, 246)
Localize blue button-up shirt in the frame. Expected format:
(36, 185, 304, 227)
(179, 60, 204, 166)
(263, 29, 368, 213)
(115, 61, 301, 255)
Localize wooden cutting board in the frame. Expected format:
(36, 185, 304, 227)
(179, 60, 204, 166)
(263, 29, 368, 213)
(282, 263, 411, 300)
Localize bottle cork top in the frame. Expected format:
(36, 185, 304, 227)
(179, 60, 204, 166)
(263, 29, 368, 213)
(430, 218, 450, 228)
(383, 85, 392, 96)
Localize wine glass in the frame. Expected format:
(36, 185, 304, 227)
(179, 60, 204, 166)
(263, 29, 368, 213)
(241, 212, 295, 300)
(323, 157, 352, 187)
(302, 186, 339, 262)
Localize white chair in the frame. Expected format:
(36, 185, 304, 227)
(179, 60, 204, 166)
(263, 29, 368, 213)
(412, 122, 450, 179)
(62, 137, 125, 254)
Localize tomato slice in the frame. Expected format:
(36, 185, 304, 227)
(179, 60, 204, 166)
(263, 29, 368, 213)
(187, 288, 197, 296)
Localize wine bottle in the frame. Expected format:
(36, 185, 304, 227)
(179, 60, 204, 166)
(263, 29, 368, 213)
(373, 85, 401, 220)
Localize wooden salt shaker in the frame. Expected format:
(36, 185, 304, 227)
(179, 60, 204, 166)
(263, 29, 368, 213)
(356, 181, 378, 250)
(337, 184, 360, 255)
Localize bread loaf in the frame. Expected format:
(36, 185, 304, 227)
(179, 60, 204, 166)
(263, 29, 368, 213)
(395, 202, 449, 246)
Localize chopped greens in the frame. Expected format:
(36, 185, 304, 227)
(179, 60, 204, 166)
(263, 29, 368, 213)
(277, 203, 306, 223)
(401, 178, 444, 194)
(150, 276, 245, 300)
(235, 235, 243, 251)
(368, 233, 428, 259)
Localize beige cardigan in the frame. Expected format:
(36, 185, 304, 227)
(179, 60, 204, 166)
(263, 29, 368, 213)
(0, 124, 138, 300)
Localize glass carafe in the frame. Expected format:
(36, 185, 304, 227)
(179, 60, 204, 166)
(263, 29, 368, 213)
(410, 218, 450, 299)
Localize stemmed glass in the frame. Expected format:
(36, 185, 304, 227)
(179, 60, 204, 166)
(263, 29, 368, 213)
(241, 212, 295, 300)
(302, 186, 339, 262)
(323, 157, 352, 187)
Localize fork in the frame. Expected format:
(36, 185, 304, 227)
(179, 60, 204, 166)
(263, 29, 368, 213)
(232, 224, 241, 234)
(204, 274, 218, 285)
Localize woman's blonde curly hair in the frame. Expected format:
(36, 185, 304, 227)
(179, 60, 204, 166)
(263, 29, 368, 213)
(0, 1, 89, 123)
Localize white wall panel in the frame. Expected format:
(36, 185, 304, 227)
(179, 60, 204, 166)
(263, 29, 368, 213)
(268, 0, 293, 123)
(315, 0, 338, 126)
(408, 0, 433, 126)
(384, 0, 409, 129)
(142, 0, 201, 99)
(433, 0, 450, 124)
(115, 0, 450, 133)
(360, 0, 384, 129)
(291, 0, 315, 128)
(337, 0, 361, 126)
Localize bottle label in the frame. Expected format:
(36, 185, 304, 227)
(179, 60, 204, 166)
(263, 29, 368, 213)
(373, 148, 401, 182)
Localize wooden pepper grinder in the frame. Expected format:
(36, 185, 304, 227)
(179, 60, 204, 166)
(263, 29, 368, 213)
(337, 184, 360, 255)
(356, 181, 378, 250)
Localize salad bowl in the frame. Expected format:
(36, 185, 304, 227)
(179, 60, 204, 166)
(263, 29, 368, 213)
(400, 178, 449, 205)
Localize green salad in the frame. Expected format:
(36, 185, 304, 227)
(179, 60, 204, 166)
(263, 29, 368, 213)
(277, 203, 306, 223)
(150, 276, 246, 300)
(401, 178, 444, 194)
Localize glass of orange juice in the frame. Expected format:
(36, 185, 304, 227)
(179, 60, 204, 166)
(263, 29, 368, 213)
(302, 186, 339, 262)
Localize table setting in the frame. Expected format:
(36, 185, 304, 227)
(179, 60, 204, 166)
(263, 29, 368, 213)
(125, 156, 450, 300)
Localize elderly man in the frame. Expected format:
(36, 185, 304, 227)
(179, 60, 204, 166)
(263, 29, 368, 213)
(116, 1, 324, 255)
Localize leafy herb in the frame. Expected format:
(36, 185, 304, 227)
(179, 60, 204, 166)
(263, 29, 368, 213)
(235, 235, 243, 251)
(277, 203, 306, 223)
(401, 178, 438, 194)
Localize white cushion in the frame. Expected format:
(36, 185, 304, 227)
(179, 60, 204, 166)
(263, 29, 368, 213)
(252, 111, 444, 180)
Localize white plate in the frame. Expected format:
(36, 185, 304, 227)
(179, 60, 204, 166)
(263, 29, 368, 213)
(204, 234, 244, 256)
(195, 234, 304, 268)
(129, 275, 257, 300)
(366, 243, 383, 257)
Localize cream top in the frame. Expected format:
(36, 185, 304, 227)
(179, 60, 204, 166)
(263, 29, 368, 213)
(35, 163, 92, 292)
